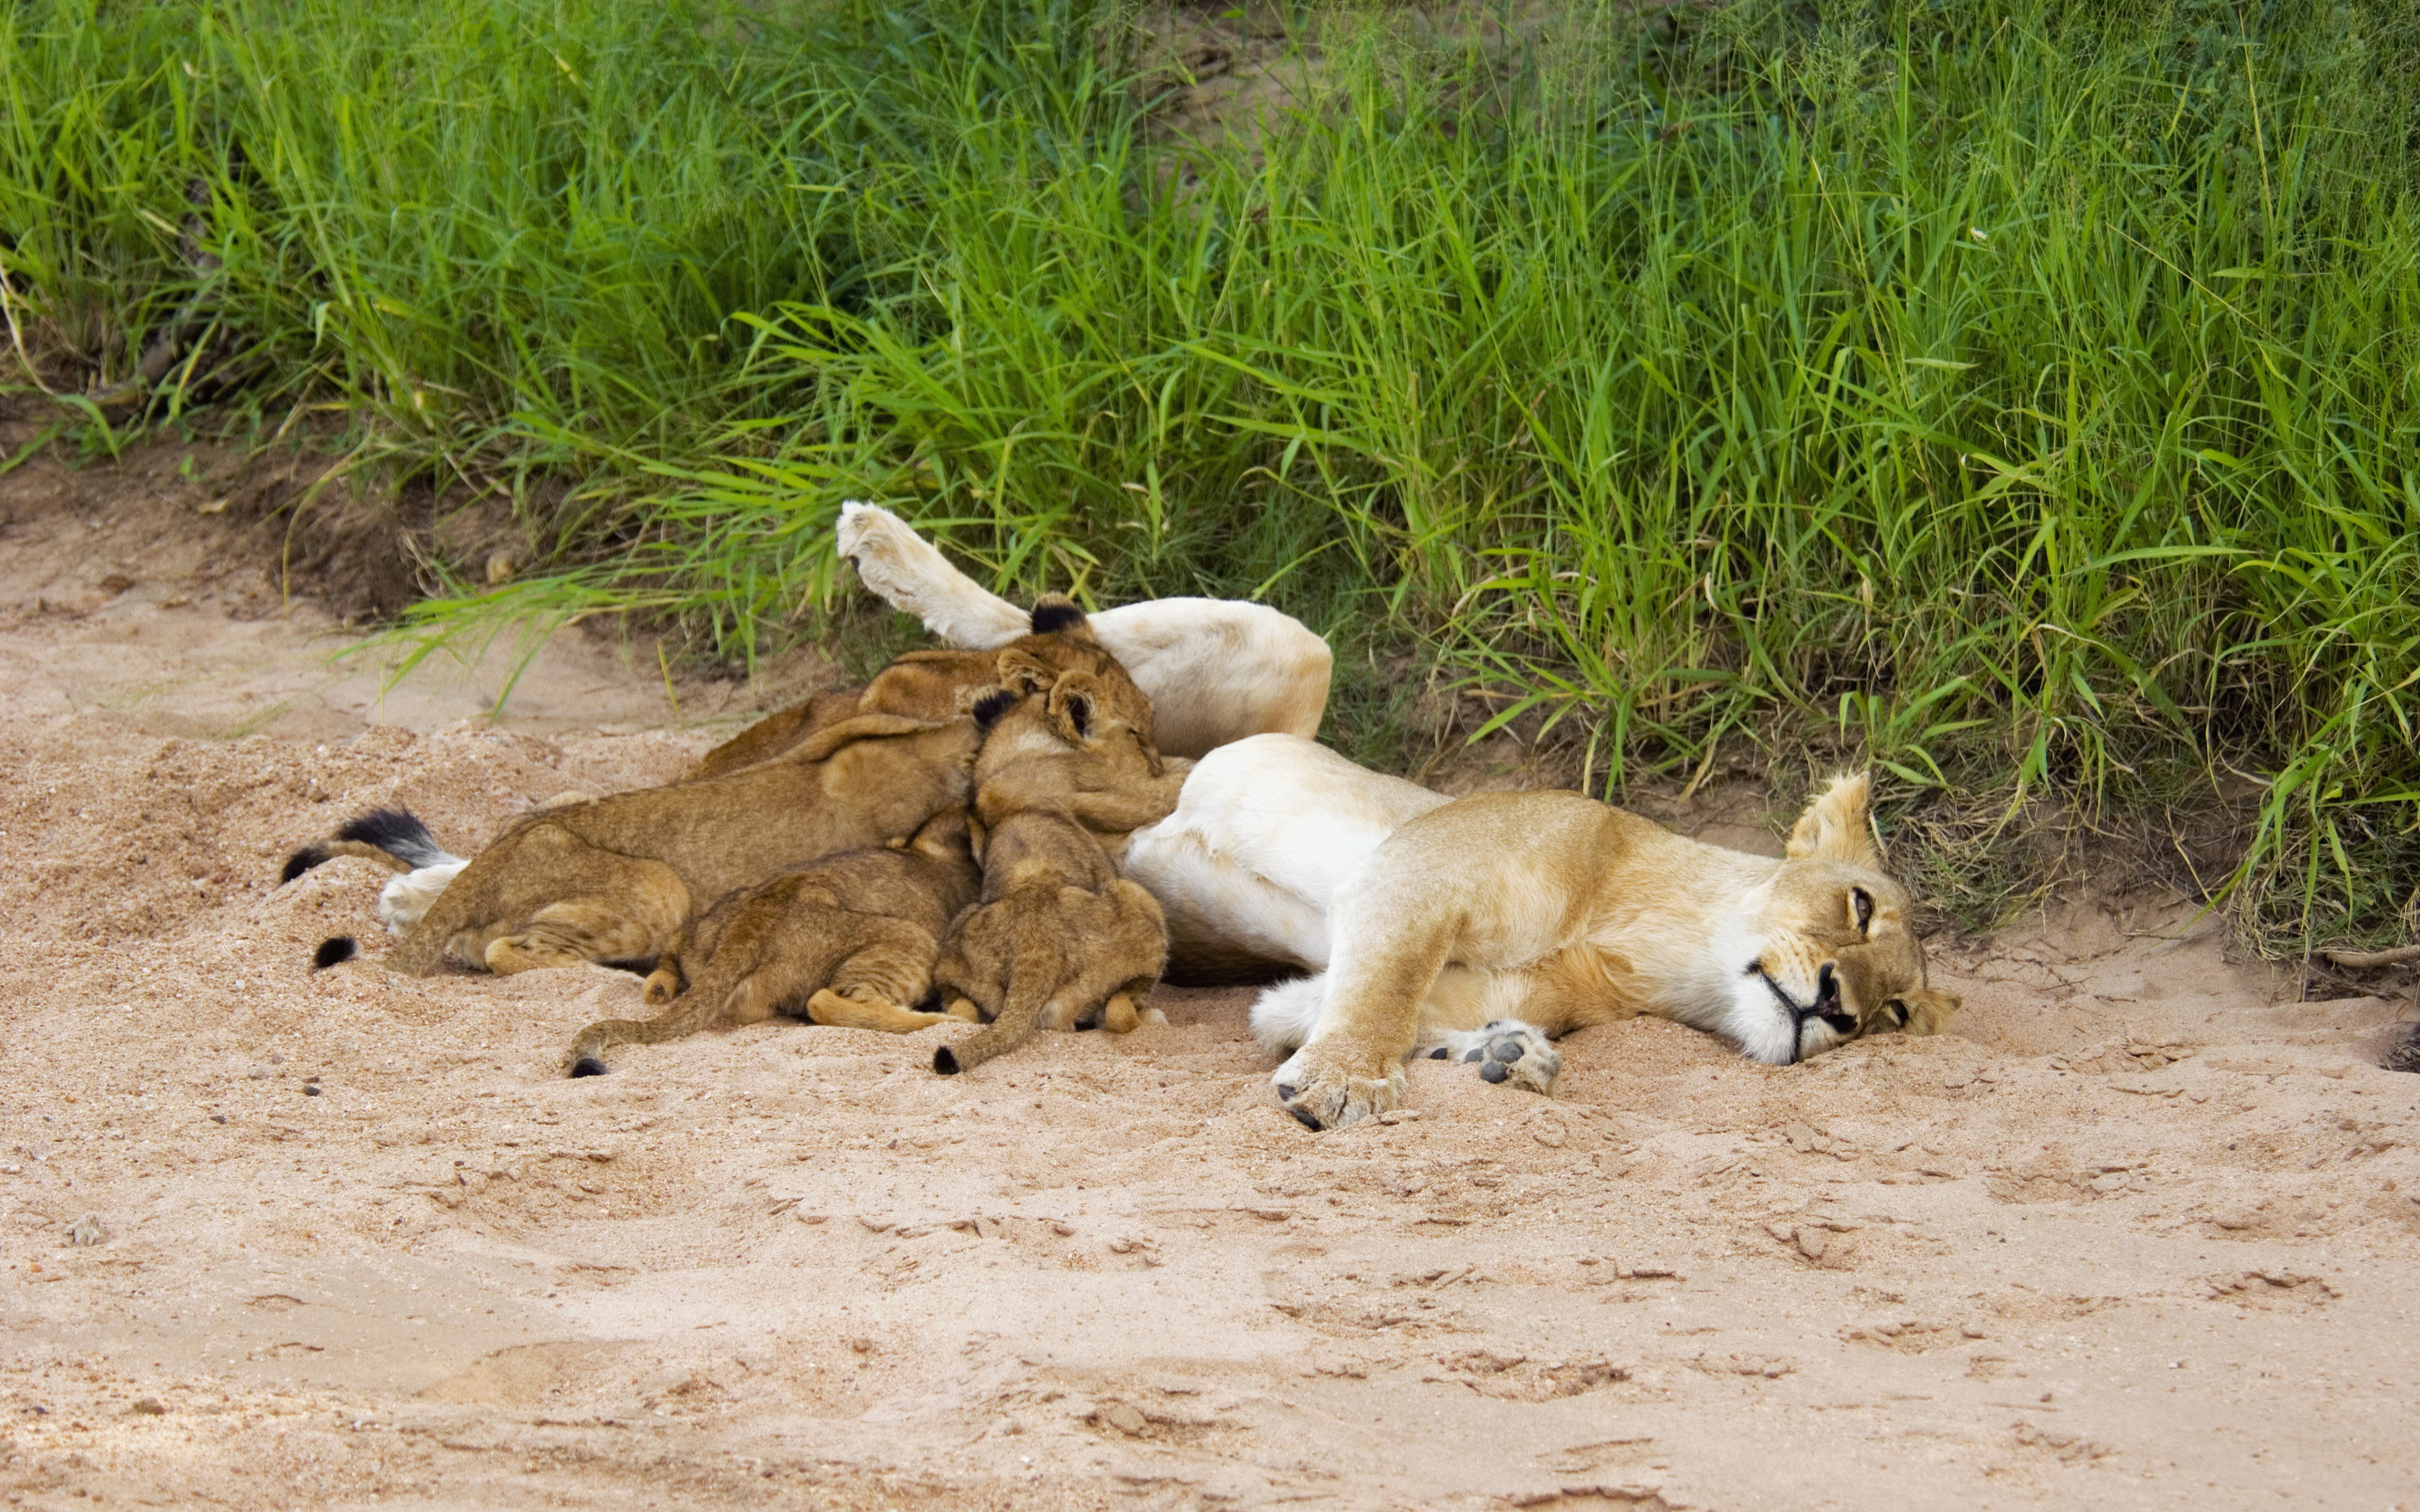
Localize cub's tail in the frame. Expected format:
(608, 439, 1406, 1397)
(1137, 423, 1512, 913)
(280, 808, 461, 885)
(933, 946, 1058, 1076)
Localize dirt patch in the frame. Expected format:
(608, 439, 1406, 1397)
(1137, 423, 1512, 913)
(2, 477, 2417, 1508)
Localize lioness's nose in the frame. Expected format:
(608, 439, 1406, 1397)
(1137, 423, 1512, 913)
(1816, 962, 1839, 1005)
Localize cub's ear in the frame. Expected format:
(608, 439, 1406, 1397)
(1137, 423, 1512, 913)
(995, 646, 1058, 696)
(1047, 670, 1101, 743)
(1028, 594, 1094, 639)
(1786, 772, 1880, 869)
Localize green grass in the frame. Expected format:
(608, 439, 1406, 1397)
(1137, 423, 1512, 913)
(3, 0, 2417, 954)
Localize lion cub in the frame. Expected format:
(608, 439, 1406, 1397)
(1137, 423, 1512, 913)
(928, 670, 1179, 1076)
(560, 807, 983, 1076)
(364, 711, 978, 977)
(686, 596, 1156, 781)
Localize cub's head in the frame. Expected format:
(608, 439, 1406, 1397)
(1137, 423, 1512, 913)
(969, 662, 1163, 789)
(1735, 774, 1959, 1064)
(971, 596, 1161, 777)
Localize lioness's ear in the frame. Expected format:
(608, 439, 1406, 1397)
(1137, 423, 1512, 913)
(1786, 772, 1880, 869)
(1029, 594, 1095, 641)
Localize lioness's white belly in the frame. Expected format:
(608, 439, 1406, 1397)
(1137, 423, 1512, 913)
(1121, 734, 1446, 971)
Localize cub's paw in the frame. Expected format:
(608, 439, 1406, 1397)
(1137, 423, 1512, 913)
(1423, 1019, 1562, 1096)
(1271, 1046, 1404, 1132)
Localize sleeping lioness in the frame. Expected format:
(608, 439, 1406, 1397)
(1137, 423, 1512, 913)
(1245, 770, 1960, 1129)
(838, 511, 1962, 1125)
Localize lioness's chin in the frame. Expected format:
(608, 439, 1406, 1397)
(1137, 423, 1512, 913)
(1709, 985, 1852, 1066)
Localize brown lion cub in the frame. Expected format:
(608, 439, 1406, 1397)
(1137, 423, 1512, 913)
(686, 596, 1154, 781)
(929, 671, 1176, 1076)
(559, 807, 984, 1076)
(377, 711, 979, 977)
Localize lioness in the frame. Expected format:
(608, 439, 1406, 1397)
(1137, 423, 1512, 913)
(1241, 764, 1961, 1129)
(302, 711, 981, 976)
(838, 517, 1959, 1119)
(559, 805, 984, 1076)
(927, 670, 1177, 1075)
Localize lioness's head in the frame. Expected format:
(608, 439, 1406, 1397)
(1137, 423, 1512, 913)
(1732, 774, 1959, 1064)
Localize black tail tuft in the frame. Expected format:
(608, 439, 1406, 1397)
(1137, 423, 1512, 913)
(933, 1046, 962, 1075)
(280, 846, 330, 885)
(312, 936, 358, 971)
(569, 1057, 609, 1078)
(336, 807, 451, 868)
(1028, 596, 1084, 634)
(971, 689, 1018, 729)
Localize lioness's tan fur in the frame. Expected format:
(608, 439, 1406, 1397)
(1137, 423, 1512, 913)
(1260, 773, 1961, 1128)
(929, 671, 1176, 1076)
(386, 712, 981, 977)
(558, 807, 984, 1075)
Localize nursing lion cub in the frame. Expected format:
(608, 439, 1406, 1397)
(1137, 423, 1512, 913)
(686, 596, 1158, 781)
(1253, 772, 1961, 1130)
(559, 806, 984, 1076)
(297, 712, 979, 977)
(927, 670, 1180, 1075)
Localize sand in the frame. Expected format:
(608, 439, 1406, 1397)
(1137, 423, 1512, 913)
(3, 444, 2417, 1511)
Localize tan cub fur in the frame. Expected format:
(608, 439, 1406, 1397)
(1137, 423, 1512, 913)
(686, 595, 1155, 781)
(928, 670, 1178, 1076)
(384, 712, 980, 977)
(1264, 774, 1961, 1129)
(558, 807, 984, 1076)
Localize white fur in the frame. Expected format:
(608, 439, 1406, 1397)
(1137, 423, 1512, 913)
(377, 860, 464, 937)
(1123, 734, 1446, 973)
(837, 502, 1332, 760)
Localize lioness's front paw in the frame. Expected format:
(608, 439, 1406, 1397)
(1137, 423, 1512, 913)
(1423, 1019, 1562, 1096)
(1271, 1047, 1404, 1132)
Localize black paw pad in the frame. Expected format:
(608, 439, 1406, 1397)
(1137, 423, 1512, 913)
(568, 1057, 608, 1078)
(312, 936, 358, 971)
(1489, 1039, 1524, 1062)
(1275, 1083, 1297, 1101)
(1289, 1106, 1322, 1130)
(1428, 1047, 1449, 1059)
(1480, 1060, 1509, 1084)
(1462, 1048, 1484, 1062)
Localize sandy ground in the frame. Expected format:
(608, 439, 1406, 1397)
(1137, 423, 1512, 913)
(3, 451, 2418, 1511)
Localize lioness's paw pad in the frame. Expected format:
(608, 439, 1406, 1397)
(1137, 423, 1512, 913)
(1271, 1050, 1404, 1132)
(1425, 1020, 1562, 1097)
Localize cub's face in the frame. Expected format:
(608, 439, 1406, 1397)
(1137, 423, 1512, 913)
(1729, 775, 1959, 1064)
(971, 595, 1162, 781)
